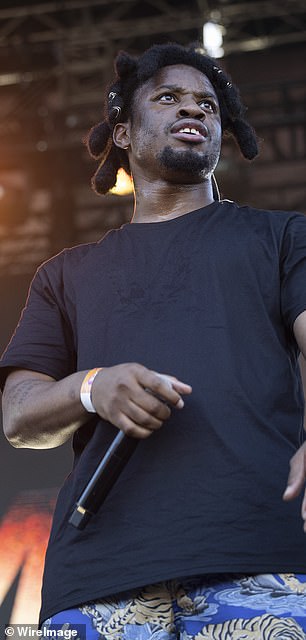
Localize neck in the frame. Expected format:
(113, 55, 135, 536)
(131, 176, 215, 223)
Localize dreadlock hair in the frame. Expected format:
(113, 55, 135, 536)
(85, 42, 259, 195)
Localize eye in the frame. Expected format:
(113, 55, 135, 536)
(157, 93, 176, 103)
(199, 98, 218, 112)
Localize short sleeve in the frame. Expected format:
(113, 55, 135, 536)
(281, 213, 306, 330)
(0, 254, 77, 389)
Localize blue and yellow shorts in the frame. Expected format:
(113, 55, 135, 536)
(42, 573, 306, 639)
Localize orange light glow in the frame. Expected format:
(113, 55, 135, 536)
(0, 491, 55, 623)
(110, 168, 133, 196)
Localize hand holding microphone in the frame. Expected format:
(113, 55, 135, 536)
(90, 363, 192, 439)
(69, 364, 192, 529)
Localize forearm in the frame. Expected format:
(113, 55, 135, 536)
(2, 369, 89, 449)
(2, 363, 192, 451)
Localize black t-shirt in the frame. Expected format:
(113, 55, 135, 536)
(1, 201, 306, 624)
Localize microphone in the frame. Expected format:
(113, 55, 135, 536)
(69, 430, 138, 530)
(69, 373, 177, 530)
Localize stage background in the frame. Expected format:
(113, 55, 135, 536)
(0, 275, 73, 624)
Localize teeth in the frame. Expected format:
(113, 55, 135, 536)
(178, 127, 200, 135)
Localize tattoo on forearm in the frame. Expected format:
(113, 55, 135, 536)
(8, 380, 48, 411)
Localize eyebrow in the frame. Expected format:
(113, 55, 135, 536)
(153, 84, 218, 101)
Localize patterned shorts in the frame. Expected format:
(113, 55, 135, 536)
(42, 573, 306, 639)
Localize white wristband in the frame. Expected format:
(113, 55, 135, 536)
(80, 368, 102, 413)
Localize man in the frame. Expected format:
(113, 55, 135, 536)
(1, 43, 306, 639)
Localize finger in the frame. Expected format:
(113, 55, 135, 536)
(283, 448, 306, 501)
(302, 488, 306, 531)
(156, 374, 192, 407)
(116, 413, 157, 440)
(140, 371, 189, 408)
(166, 379, 192, 407)
(125, 399, 166, 431)
(130, 389, 172, 421)
(158, 374, 193, 395)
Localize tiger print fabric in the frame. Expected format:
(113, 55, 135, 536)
(42, 573, 306, 639)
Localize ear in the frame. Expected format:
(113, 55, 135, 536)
(113, 122, 130, 150)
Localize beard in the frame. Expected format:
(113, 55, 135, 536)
(157, 145, 220, 182)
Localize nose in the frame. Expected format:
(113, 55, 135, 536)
(177, 96, 205, 119)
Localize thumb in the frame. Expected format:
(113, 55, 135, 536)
(283, 443, 306, 501)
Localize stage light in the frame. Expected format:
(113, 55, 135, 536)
(36, 140, 48, 152)
(110, 168, 133, 196)
(203, 21, 224, 58)
(0, 490, 55, 623)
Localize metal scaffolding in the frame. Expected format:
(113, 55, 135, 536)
(0, 0, 305, 275)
